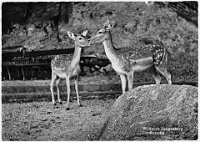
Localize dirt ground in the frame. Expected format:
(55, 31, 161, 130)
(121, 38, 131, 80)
(1, 75, 118, 140)
(2, 98, 115, 141)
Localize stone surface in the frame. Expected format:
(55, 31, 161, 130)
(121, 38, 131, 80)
(98, 84, 198, 140)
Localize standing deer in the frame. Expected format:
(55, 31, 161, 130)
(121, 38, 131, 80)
(89, 20, 172, 94)
(50, 30, 90, 109)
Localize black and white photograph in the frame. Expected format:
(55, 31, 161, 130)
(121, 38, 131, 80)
(1, 0, 198, 140)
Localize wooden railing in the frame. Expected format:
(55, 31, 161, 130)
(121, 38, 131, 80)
(2, 48, 110, 80)
(2, 48, 75, 58)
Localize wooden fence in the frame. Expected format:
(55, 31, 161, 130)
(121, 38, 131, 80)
(2, 48, 110, 80)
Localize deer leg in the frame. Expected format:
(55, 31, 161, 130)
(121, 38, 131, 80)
(21, 66, 25, 81)
(66, 76, 71, 110)
(50, 72, 57, 105)
(75, 77, 82, 107)
(120, 74, 127, 94)
(6, 66, 11, 80)
(55, 77, 62, 104)
(149, 67, 161, 85)
(127, 71, 134, 91)
(155, 66, 172, 85)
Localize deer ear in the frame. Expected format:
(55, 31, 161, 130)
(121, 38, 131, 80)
(103, 20, 115, 30)
(103, 20, 110, 28)
(109, 21, 115, 28)
(81, 30, 88, 37)
(67, 31, 76, 40)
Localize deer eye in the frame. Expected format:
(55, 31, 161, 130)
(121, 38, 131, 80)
(79, 38, 82, 40)
(98, 31, 103, 34)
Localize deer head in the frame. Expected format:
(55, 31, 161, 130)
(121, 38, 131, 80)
(89, 20, 115, 44)
(67, 30, 90, 47)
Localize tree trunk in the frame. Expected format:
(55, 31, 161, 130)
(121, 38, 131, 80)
(24, 2, 34, 23)
(59, 2, 73, 24)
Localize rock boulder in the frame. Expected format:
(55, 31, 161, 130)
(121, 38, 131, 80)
(98, 85, 198, 140)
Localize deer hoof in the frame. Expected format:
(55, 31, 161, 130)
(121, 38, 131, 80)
(79, 104, 83, 107)
(66, 107, 70, 110)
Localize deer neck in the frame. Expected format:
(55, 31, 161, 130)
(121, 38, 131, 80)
(103, 39, 119, 64)
(71, 45, 82, 68)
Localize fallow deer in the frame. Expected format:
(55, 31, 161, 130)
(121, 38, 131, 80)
(89, 20, 172, 94)
(50, 30, 90, 109)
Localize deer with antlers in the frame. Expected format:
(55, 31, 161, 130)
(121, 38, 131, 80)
(50, 30, 90, 109)
(89, 20, 172, 94)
